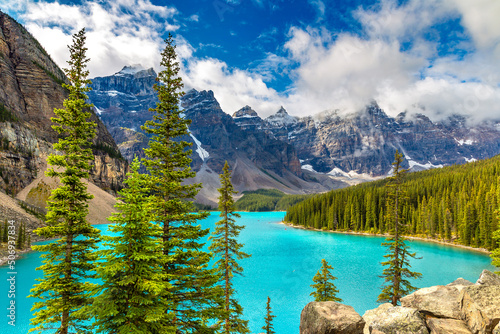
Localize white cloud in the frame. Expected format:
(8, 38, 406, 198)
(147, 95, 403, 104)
(19, 0, 177, 77)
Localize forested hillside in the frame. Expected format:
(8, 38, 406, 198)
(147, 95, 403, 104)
(285, 155, 500, 250)
(234, 189, 311, 211)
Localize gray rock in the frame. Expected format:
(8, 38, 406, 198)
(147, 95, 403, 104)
(426, 318, 472, 334)
(459, 285, 500, 334)
(401, 285, 462, 319)
(493, 322, 500, 334)
(300, 301, 365, 334)
(368, 306, 429, 334)
(362, 303, 393, 334)
(475, 270, 500, 286)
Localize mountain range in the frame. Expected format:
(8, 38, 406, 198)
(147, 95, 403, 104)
(88, 65, 500, 205)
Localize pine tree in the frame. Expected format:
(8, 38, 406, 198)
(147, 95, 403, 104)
(492, 229, 500, 274)
(29, 28, 100, 334)
(310, 259, 342, 302)
(93, 157, 170, 333)
(142, 33, 220, 333)
(0, 220, 3, 243)
(378, 151, 422, 306)
(27, 231, 31, 248)
(209, 161, 250, 333)
(262, 296, 276, 334)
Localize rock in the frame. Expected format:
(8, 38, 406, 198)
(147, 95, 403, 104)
(368, 306, 429, 334)
(448, 278, 474, 287)
(426, 318, 472, 334)
(300, 301, 365, 334)
(493, 323, 500, 334)
(362, 303, 393, 334)
(459, 285, 500, 334)
(401, 285, 462, 319)
(475, 270, 500, 286)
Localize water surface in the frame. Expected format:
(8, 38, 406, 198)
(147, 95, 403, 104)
(0, 211, 494, 333)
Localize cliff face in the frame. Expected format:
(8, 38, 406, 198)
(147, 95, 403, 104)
(0, 11, 127, 195)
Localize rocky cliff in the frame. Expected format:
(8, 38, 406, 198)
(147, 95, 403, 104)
(300, 270, 500, 334)
(263, 103, 500, 176)
(0, 11, 127, 196)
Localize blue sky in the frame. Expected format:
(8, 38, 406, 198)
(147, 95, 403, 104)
(2, 0, 500, 121)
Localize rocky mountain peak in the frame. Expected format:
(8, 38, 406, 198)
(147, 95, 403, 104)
(182, 89, 222, 115)
(114, 65, 156, 79)
(232, 105, 259, 118)
(266, 106, 297, 126)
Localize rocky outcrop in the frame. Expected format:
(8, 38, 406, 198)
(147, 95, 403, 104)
(401, 285, 463, 319)
(0, 11, 127, 196)
(300, 301, 365, 334)
(368, 306, 429, 334)
(459, 285, 500, 334)
(426, 318, 472, 334)
(301, 271, 500, 334)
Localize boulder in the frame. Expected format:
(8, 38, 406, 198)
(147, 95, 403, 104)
(300, 301, 365, 334)
(426, 318, 472, 334)
(493, 323, 500, 334)
(475, 270, 500, 286)
(400, 285, 462, 319)
(459, 285, 500, 334)
(362, 303, 393, 334)
(368, 306, 429, 334)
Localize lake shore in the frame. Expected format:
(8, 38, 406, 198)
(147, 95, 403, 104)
(281, 221, 491, 255)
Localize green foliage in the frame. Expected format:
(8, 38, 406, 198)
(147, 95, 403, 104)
(2, 221, 7, 243)
(92, 141, 124, 160)
(234, 189, 311, 212)
(209, 162, 251, 333)
(0, 102, 18, 122)
(378, 151, 421, 306)
(141, 34, 220, 333)
(15, 222, 24, 249)
(285, 154, 500, 250)
(29, 28, 100, 334)
(310, 259, 342, 302)
(93, 158, 171, 333)
(262, 296, 276, 334)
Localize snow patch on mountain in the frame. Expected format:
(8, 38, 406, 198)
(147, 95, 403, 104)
(115, 64, 146, 76)
(189, 133, 210, 161)
(408, 159, 444, 170)
(301, 164, 316, 172)
(266, 107, 297, 127)
(94, 106, 103, 115)
(464, 156, 477, 163)
(454, 138, 475, 145)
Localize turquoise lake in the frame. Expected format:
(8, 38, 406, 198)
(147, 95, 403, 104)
(0, 211, 495, 333)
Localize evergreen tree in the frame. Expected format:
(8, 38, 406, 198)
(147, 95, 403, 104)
(310, 259, 342, 302)
(93, 158, 170, 333)
(0, 220, 3, 243)
(29, 28, 100, 334)
(142, 34, 219, 333)
(27, 230, 31, 248)
(262, 296, 276, 334)
(378, 151, 421, 306)
(492, 229, 500, 274)
(209, 161, 251, 333)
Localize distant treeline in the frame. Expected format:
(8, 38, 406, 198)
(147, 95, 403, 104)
(234, 189, 311, 212)
(285, 155, 500, 250)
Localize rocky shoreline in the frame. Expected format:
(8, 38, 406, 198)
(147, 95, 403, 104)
(282, 222, 491, 255)
(300, 270, 500, 334)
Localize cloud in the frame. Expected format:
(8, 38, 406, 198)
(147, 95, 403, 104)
(19, 0, 178, 77)
(279, 0, 500, 122)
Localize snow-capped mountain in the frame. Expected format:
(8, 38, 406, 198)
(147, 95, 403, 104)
(88, 65, 500, 204)
(261, 103, 500, 176)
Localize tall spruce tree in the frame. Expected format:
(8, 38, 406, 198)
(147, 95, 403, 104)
(209, 161, 251, 333)
(378, 150, 422, 306)
(262, 296, 276, 334)
(142, 34, 219, 333)
(93, 157, 170, 333)
(492, 229, 500, 273)
(29, 28, 100, 334)
(310, 259, 342, 302)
